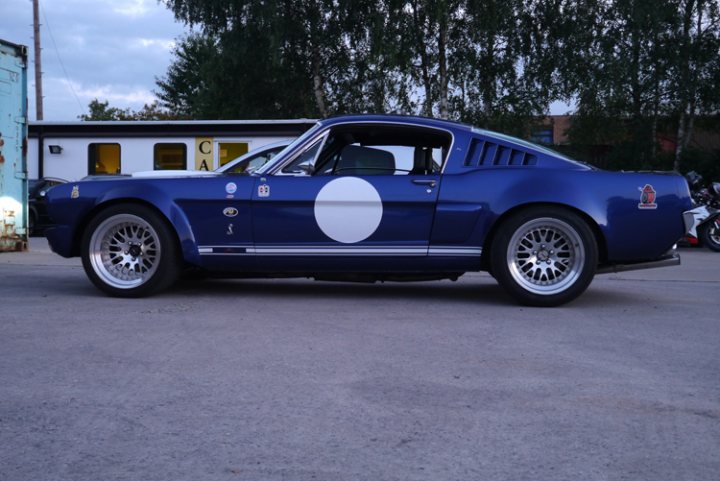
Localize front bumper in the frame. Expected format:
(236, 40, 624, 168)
(44, 225, 75, 258)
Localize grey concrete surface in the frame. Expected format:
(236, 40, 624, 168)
(1, 238, 719, 481)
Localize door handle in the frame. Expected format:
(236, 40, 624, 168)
(412, 179, 437, 187)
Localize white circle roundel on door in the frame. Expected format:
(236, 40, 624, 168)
(314, 177, 383, 243)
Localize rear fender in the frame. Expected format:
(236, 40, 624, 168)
(452, 170, 607, 245)
(469, 170, 689, 262)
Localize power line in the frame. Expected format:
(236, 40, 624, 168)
(39, 1, 85, 116)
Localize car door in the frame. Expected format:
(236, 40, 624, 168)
(250, 123, 448, 268)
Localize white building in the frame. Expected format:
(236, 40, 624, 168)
(28, 119, 316, 181)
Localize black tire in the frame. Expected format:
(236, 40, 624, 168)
(700, 219, 720, 252)
(490, 206, 598, 307)
(81, 204, 180, 297)
(28, 211, 36, 236)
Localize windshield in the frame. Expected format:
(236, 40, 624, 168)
(253, 122, 324, 175)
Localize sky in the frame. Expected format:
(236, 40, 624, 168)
(1, 0, 187, 121)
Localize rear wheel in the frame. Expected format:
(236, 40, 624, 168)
(81, 204, 180, 297)
(490, 206, 598, 306)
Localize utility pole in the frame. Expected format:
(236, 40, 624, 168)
(32, 0, 43, 120)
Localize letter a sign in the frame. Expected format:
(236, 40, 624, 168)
(195, 137, 213, 171)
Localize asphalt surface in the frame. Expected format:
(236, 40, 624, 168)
(1, 238, 719, 481)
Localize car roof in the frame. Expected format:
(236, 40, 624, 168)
(321, 114, 473, 133)
(321, 114, 581, 165)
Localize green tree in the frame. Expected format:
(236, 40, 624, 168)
(78, 99, 134, 120)
(159, 0, 343, 118)
(459, 0, 548, 132)
(79, 99, 183, 121)
(155, 34, 223, 118)
(157, 0, 564, 126)
(557, 0, 678, 169)
(669, 0, 720, 171)
(553, 0, 720, 171)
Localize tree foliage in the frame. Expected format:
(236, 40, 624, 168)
(156, 0, 559, 133)
(79, 99, 184, 121)
(558, 0, 720, 171)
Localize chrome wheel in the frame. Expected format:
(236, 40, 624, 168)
(506, 217, 585, 296)
(89, 214, 161, 289)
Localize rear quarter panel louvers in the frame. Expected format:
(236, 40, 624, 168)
(463, 137, 537, 168)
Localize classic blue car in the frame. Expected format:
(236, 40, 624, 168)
(45, 115, 693, 306)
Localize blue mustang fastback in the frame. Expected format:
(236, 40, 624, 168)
(45, 115, 693, 306)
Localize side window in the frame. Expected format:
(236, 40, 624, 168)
(331, 144, 444, 175)
(333, 145, 398, 175)
(312, 125, 450, 176)
(88, 143, 121, 175)
(154, 143, 187, 170)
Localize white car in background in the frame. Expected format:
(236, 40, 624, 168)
(132, 140, 292, 178)
(216, 140, 291, 174)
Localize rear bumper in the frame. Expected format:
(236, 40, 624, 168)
(597, 248, 680, 274)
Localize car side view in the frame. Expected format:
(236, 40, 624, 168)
(45, 115, 693, 306)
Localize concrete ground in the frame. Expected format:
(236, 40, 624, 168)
(0, 238, 718, 481)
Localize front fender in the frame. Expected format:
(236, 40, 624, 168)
(96, 184, 201, 265)
(46, 180, 201, 265)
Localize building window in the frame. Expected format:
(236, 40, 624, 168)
(218, 142, 249, 168)
(530, 128, 554, 145)
(88, 143, 121, 175)
(154, 143, 187, 170)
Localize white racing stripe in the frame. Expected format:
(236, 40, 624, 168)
(198, 245, 482, 257)
(428, 247, 483, 256)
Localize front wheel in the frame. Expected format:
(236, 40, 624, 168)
(700, 218, 720, 252)
(490, 207, 598, 307)
(81, 204, 180, 297)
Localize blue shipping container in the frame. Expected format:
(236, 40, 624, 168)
(0, 39, 28, 251)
